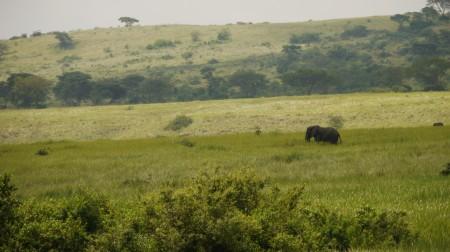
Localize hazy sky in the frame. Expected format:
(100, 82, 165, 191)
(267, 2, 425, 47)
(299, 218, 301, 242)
(0, 0, 427, 39)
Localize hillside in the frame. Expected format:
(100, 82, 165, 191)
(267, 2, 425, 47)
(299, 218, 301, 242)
(0, 91, 449, 143)
(0, 16, 397, 81)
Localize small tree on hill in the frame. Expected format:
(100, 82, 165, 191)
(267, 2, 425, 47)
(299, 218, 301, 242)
(54, 32, 74, 49)
(390, 14, 410, 30)
(217, 29, 232, 42)
(427, 0, 450, 16)
(118, 17, 139, 27)
(341, 25, 369, 39)
(54, 71, 93, 105)
(191, 31, 201, 42)
(0, 43, 8, 61)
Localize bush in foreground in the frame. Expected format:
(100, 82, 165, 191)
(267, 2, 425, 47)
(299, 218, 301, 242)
(1, 171, 417, 251)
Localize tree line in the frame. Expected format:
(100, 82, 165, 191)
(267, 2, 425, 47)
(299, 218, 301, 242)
(1, 3, 449, 108)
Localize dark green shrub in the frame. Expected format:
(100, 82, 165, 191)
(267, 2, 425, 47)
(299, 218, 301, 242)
(440, 163, 450, 176)
(348, 207, 417, 248)
(61, 191, 109, 234)
(217, 29, 232, 42)
(146, 39, 176, 50)
(36, 148, 49, 156)
(341, 25, 369, 39)
(0, 174, 21, 250)
(208, 58, 219, 64)
(165, 115, 193, 131)
(129, 170, 417, 251)
(181, 51, 193, 61)
(255, 126, 262, 136)
(15, 201, 89, 252)
(178, 138, 195, 148)
(54, 32, 75, 49)
(290, 32, 321, 44)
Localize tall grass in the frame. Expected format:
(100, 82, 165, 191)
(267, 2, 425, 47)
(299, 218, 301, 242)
(1, 126, 449, 250)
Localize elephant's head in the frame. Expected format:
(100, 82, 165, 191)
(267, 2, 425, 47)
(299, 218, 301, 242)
(305, 125, 320, 142)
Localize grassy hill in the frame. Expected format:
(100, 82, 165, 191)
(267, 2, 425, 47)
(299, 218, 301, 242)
(0, 91, 449, 143)
(0, 16, 398, 81)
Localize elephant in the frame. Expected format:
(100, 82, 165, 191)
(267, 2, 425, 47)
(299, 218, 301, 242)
(305, 125, 342, 144)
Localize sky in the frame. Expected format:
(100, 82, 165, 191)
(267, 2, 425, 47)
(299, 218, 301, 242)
(0, 0, 427, 39)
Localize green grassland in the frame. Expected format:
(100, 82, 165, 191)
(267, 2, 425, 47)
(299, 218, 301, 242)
(0, 92, 449, 144)
(0, 91, 450, 249)
(0, 16, 398, 81)
(1, 126, 449, 250)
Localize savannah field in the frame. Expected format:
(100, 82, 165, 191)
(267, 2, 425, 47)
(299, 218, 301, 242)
(1, 92, 450, 250)
(1, 8, 450, 250)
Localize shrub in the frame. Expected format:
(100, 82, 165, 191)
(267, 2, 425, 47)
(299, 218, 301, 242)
(217, 29, 232, 42)
(255, 126, 262, 136)
(191, 31, 201, 42)
(341, 25, 369, 39)
(146, 39, 176, 50)
(178, 138, 195, 148)
(36, 149, 49, 156)
(0, 172, 417, 251)
(0, 43, 8, 61)
(440, 163, 450, 176)
(160, 54, 175, 60)
(181, 51, 193, 61)
(165, 115, 193, 131)
(54, 32, 74, 49)
(290, 32, 321, 44)
(261, 42, 272, 48)
(0, 174, 21, 249)
(208, 58, 219, 64)
(131, 170, 416, 251)
(329, 115, 344, 129)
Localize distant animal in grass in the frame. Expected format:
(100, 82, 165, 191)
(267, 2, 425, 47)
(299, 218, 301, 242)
(433, 122, 444, 127)
(305, 125, 342, 144)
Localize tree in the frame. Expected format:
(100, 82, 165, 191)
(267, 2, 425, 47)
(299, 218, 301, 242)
(0, 43, 7, 61)
(341, 25, 369, 39)
(120, 74, 145, 103)
(217, 29, 232, 42)
(281, 68, 334, 95)
(0, 81, 9, 107)
(207, 76, 228, 99)
(54, 32, 74, 49)
(390, 14, 410, 30)
(200, 66, 216, 80)
(427, 0, 450, 16)
(191, 31, 201, 42)
(422, 7, 440, 21)
(228, 70, 267, 98)
(118, 17, 139, 27)
(54, 72, 93, 105)
(5, 73, 52, 107)
(410, 57, 450, 91)
(89, 79, 126, 105)
(137, 75, 173, 103)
